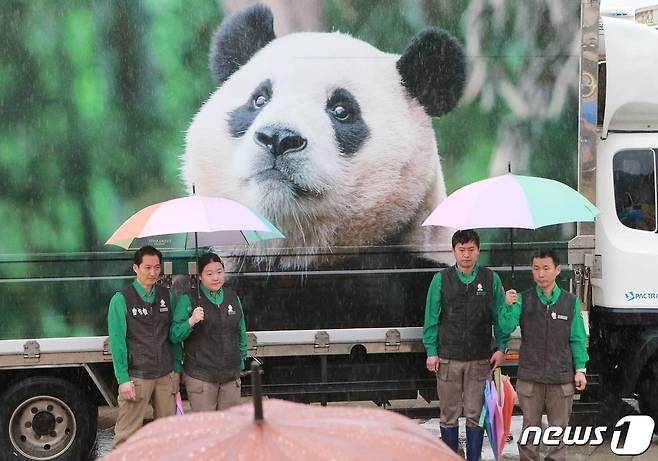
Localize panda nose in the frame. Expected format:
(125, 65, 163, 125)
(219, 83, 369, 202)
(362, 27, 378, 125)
(254, 127, 307, 157)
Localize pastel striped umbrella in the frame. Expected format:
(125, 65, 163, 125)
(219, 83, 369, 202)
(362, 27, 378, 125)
(106, 195, 284, 250)
(422, 174, 598, 230)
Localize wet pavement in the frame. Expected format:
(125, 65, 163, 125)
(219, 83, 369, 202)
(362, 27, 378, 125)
(92, 400, 658, 460)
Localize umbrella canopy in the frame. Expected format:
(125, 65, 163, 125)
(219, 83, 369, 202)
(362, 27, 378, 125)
(422, 174, 599, 230)
(102, 399, 461, 461)
(105, 196, 283, 249)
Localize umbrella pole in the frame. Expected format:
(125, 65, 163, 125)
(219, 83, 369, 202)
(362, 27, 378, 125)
(510, 228, 515, 286)
(194, 231, 201, 303)
(191, 184, 201, 303)
(507, 162, 516, 286)
(251, 361, 264, 422)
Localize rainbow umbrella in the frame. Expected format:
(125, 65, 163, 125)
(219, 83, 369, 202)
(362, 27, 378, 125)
(106, 195, 284, 250)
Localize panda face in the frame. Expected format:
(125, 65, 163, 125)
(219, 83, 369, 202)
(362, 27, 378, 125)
(221, 72, 371, 203)
(184, 33, 435, 230)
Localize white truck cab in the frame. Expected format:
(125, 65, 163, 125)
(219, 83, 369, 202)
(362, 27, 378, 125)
(571, 15, 658, 428)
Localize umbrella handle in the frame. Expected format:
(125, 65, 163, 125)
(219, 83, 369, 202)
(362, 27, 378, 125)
(251, 361, 264, 422)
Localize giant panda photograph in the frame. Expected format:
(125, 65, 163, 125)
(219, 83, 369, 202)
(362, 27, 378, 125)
(1, 0, 580, 348)
(0, 1, 584, 456)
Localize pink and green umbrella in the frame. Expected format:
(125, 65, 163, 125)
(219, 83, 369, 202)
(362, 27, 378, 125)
(422, 174, 598, 230)
(106, 195, 283, 250)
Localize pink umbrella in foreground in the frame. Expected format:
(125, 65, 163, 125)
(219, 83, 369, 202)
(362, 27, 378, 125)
(103, 363, 460, 461)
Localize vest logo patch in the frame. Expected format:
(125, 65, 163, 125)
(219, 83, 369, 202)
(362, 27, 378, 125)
(475, 283, 486, 296)
(159, 299, 168, 312)
(556, 314, 569, 321)
(227, 304, 235, 315)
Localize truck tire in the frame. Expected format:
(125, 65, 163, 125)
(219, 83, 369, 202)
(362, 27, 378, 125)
(637, 360, 658, 435)
(0, 376, 97, 461)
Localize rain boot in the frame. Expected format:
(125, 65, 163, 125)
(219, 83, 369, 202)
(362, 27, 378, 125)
(440, 426, 459, 453)
(466, 426, 484, 461)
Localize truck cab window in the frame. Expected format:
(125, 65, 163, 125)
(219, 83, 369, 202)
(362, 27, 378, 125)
(613, 149, 657, 232)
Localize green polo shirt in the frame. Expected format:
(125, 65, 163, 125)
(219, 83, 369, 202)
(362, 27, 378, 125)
(422, 263, 510, 357)
(497, 284, 589, 370)
(170, 285, 248, 370)
(107, 280, 182, 384)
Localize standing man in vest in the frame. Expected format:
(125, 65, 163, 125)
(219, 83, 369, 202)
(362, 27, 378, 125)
(107, 245, 182, 447)
(501, 249, 589, 461)
(423, 229, 510, 461)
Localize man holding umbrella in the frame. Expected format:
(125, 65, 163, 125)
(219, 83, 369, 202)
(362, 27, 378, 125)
(107, 245, 183, 447)
(423, 229, 510, 460)
(501, 249, 589, 461)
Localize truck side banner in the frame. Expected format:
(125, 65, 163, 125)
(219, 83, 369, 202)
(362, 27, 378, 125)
(0, 1, 579, 340)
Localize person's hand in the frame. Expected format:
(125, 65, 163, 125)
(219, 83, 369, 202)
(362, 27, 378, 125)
(575, 371, 587, 391)
(490, 350, 506, 370)
(188, 306, 204, 327)
(505, 289, 518, 305)
(426, 356, 440, 373)
(119, 381, 136, 401)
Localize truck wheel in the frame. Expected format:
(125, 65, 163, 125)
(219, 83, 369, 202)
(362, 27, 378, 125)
(0, 376, 97, 461)
(637, 360, 658, 435)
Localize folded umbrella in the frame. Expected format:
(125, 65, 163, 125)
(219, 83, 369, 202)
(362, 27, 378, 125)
(175, 391, 185, 417)
(491, 380, 504, 460)
(499, 377, 517, 459)
(481, 380, 499, 460)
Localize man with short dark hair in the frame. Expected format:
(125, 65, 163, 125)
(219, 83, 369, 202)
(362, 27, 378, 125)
(423, 229, 510, 461)
(500, 249, 589, 461)
(107, 245, 182, 447)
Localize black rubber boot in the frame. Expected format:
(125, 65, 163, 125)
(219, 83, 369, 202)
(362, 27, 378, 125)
(440, 426, 459, 453)
(466, 426, 484, 461)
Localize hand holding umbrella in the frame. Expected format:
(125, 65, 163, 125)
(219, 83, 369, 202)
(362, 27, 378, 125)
(188, 306, 204, 327)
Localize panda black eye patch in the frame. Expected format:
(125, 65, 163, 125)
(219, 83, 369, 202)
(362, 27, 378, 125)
(326, 88, 369, 156)
(228, 79, 272, 138)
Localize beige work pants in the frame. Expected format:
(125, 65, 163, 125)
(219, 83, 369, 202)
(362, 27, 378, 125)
(112, 372, 178, 448)
(436, 358, 491, 428)
(517, 379, 575, 461)
(184, 374, 241, 412)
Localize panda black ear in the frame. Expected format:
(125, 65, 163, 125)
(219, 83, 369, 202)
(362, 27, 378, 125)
(396, 28, 466, 117)
(209, 4, 276, 84)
